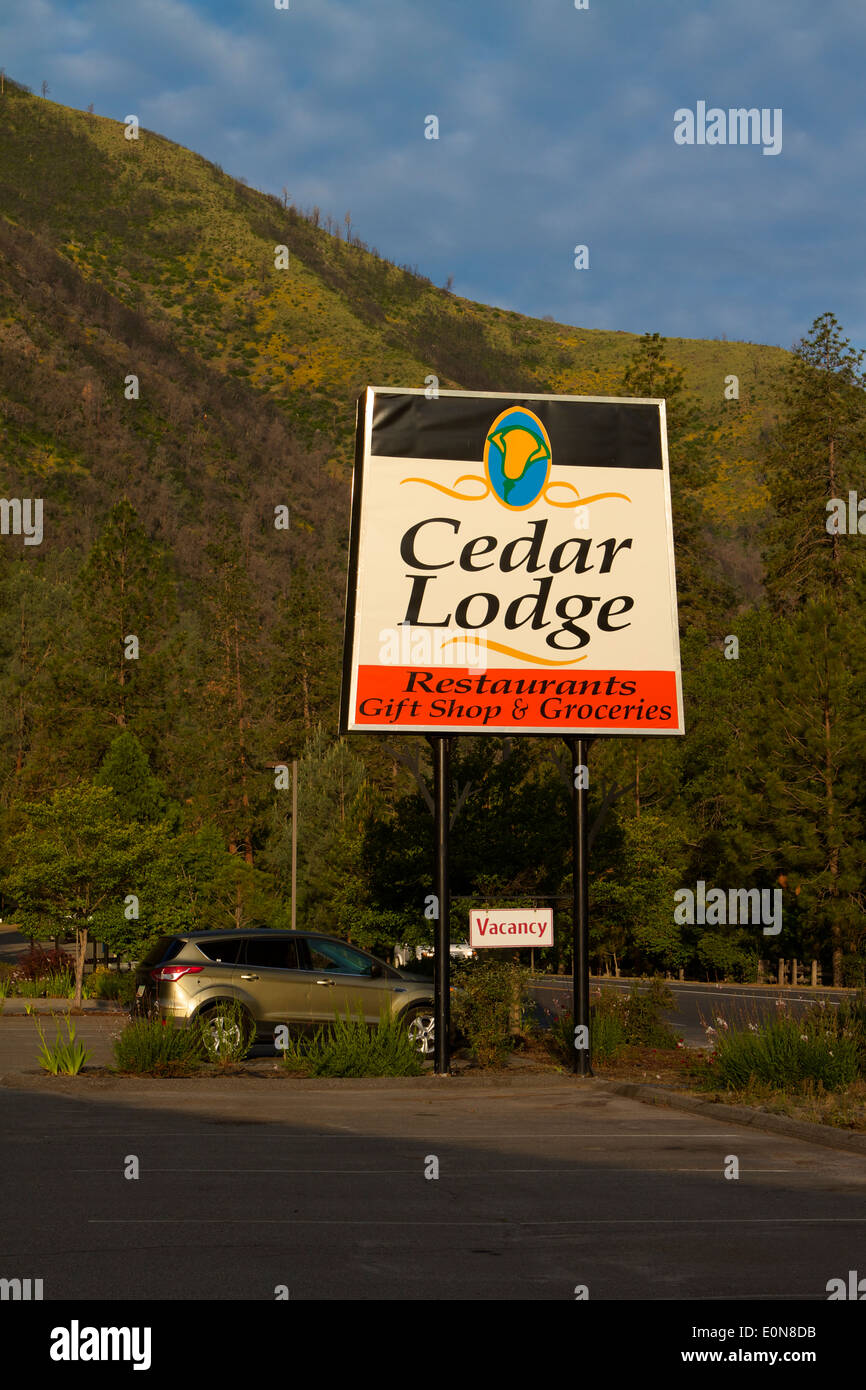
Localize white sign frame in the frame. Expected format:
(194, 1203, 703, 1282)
(341, 387, 685, 738)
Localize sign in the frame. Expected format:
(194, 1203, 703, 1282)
(469, 908, 554, 948)
(341, 388, 684, 736)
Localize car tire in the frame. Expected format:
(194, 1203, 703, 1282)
(197, 1003, 255, 1057)
(403, 1005, 435, 1058)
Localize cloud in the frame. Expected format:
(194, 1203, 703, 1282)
(1, 0, 864, 349)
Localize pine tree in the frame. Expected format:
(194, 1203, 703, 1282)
(0, 557, 64, 800)
(192, 527, 267, 865)
(763, 312, 866, 607)
(53, 498, 178, 768)
(619, 332, 733, 631)
(95, 730, 170, 823)
(740, 313, 866, 983)
(268, 560, 340, 754)
(719, 602, 866, 985)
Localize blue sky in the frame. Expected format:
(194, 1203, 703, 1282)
(3, 0, 865, 353)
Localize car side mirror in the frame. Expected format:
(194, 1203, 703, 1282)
(369, 963, 383, 978)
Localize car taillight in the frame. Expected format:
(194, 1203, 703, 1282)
(150, 964, 204, 981)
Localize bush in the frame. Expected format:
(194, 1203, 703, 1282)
(546, 980, 678, 1065)
(14, 946, 75, 980)
(695, 932, 759, 981)
(704, 1011, 860, 1093)
(85, 969, 137, 1004)
(548, 1000, 624, 1063)
(840, 954, 866, 989)
(450, 957, 532, 1068)
(35, 1017, 89, 1075)
(618, 977, 678, 1046)
(835, 994, 866, 1073)
(280, 1009, 423, 1077)
(113, 1017, 201, 1076)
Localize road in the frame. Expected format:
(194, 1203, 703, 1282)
(530, 978, 856, 1047)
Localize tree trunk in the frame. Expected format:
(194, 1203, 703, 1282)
(300, 641, 311, 733)
(74, 927, 88, 1009)
(832, 944, 843, 990)
(822, 663, 843, 987)
(233, 621, 254, 865)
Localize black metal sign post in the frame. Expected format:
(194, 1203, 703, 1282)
(429, 735, 452, 1075)
(568, 735, 593, 1077)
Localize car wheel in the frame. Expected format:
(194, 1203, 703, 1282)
(404, 1006, 435, 1058)
(199, 1005, 254, 1057)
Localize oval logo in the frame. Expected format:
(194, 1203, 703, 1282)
(483, 406, 551, 510)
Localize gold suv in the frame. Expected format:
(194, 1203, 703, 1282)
(134, 929, 438, 1056)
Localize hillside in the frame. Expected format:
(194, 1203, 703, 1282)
(0, 80, 788, 548)
(0, 78, 799, 796)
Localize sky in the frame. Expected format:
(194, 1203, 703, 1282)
(2, 0, 865, 354)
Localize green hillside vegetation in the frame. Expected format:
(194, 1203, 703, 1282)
(1, 77, 864, 990)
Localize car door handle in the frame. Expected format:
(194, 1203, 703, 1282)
(315, 978, 336, 986)
(240, 973, 259, 980)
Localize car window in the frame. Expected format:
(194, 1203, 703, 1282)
(306, 940, 376, 976)
(139, 936, 184, 967)
(242, 936, 303, 970)
(195, 937, 243, 964)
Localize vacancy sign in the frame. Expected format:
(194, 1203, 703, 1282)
(469, 908, 554, 948)
(340, 388, 684, 736)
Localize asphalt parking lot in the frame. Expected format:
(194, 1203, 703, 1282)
(1, 1066, 864, 1302)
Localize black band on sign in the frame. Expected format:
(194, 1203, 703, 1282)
(369, 393, 664, 470)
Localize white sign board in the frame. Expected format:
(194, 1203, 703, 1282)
(469, 908, 554, 948)
(341, 388, 684, 737)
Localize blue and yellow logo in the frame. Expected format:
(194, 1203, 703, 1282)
(399, 402, 630, 515)
(483, 407, 551, 510)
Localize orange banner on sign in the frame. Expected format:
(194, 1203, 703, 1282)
(354, 666, 680, 730)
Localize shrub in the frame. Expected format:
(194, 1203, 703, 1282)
(35, 1017, 89, 1075)
(704, 1012, 859, 1093)
(840, 954, 866, 989)
(280, 1009, 423, 1077)
(618, 977, 678, 1047)
(548, 1002, 625, 1063)
(695, 932, 759, 981)
(14, 946, 74, 980)
(113, 1017, 201, 1076)
(85, 969, 137, 1004)
(450, 957, 531, 1068)
(835, 994, 866, 1073)
(546, 980, 678, 1065)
